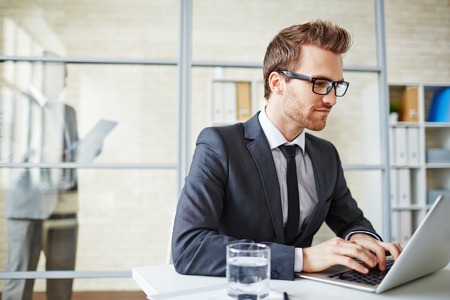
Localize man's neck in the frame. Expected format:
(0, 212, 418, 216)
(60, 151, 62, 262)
(265, 104, 304, 142)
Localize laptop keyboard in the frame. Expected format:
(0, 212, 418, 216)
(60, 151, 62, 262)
(328, 260, 394, 286)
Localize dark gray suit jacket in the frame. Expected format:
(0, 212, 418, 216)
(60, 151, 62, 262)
(171, 112, 380, 280)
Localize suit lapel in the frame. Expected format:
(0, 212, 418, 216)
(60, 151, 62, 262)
(304, 137, 325, 201)
(244, 114, 285, 243)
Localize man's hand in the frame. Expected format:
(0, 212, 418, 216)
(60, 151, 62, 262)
(349, 233, 402, 271)
(302, 235, 403, 274)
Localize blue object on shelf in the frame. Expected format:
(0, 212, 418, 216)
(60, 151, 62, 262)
(428, 87, 450, 122)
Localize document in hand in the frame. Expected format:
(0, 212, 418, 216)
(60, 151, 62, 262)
(76, 119, 117, 163)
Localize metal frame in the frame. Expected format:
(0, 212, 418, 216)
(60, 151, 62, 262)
(374, 0, 391, 241)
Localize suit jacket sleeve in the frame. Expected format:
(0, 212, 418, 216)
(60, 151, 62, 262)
(171, 126, 296, 280)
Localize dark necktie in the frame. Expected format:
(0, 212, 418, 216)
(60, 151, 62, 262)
(279, 145, 300, 244)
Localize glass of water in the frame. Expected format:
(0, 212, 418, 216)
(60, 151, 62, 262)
(226, 242, 270, 299)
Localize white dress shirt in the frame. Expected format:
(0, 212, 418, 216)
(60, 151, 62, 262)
(258, 109, 315, 272)
(258, 109, 379, 272)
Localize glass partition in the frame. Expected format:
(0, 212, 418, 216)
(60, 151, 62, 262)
(0, 0, 179, 59)
(0, 0, 387, 296)
(0, 62, 178, 165)
(192, 0, 378, 67)
(0, 168, 176, 291)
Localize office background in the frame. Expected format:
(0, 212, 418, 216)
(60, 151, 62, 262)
(0, 0, 449, 293)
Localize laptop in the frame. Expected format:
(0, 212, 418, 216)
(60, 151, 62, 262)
(298, 194, 450, 293)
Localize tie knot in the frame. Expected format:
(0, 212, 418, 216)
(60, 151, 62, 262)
(279, 145, 298, 159)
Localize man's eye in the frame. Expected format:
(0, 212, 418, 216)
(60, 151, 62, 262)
(315, 80, 330, 88)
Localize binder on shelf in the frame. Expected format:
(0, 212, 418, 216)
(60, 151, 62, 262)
(390, 168, 398, 207)
(398, 86, 419, 122)
(399, 211, 413, 246)
(428, 87, 450, 122)
(407, 127, 420, 166)
(393, 127, 408, 166)
(389, 127, 395, 165)
(212, 81, 237, 124)
(391, 211, 399, 243)
(397, 169, 411, 207)
(212, 80, 254, 124)
(236, 81, 252, 121)
(212, 81, 224, 123)
(223, 82, 237, 124)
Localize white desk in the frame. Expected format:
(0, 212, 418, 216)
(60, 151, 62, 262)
(132, 264, 450, 299)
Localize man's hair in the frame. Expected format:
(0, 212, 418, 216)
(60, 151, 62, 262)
(263, 20, 352, 99)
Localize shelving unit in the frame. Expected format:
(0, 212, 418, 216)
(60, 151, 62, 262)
(389, 83, 450, 245)
(210, 79, 265, 125)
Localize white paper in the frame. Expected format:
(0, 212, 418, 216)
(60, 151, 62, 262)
(75, 119, 117, 163)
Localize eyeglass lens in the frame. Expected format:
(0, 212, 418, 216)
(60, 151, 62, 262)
(313, 79, 348, 96)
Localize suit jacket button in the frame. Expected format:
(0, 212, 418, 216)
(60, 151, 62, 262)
(271, 271, 279, 279)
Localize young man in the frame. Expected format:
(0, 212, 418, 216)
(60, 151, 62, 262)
(171, 20, 402, 281)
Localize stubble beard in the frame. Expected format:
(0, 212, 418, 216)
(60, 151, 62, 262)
(283, 91, 328, 132)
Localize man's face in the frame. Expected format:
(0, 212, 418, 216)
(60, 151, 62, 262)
(282, 44, 344, 131)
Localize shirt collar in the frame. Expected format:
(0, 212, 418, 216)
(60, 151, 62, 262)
(258, 108, 306, 153)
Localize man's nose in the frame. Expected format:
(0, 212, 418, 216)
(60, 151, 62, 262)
(322, 91, 337, 106)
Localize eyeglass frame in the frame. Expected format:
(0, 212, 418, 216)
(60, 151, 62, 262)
(276, 70, 350, 97)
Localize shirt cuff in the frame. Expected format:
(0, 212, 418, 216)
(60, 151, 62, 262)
(294, 247, 303, 272)
(344, 230, 381, 241)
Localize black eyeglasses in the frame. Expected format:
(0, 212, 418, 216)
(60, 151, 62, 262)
(277, 70, 350, 97)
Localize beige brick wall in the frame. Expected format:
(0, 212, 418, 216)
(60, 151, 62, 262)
(385, 0, 450, 83)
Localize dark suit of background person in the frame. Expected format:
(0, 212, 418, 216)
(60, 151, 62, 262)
(171, 20, 402, 281)
(3, 73, 79, 299)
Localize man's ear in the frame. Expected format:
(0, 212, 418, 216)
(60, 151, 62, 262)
(268, 71, 284, 95)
